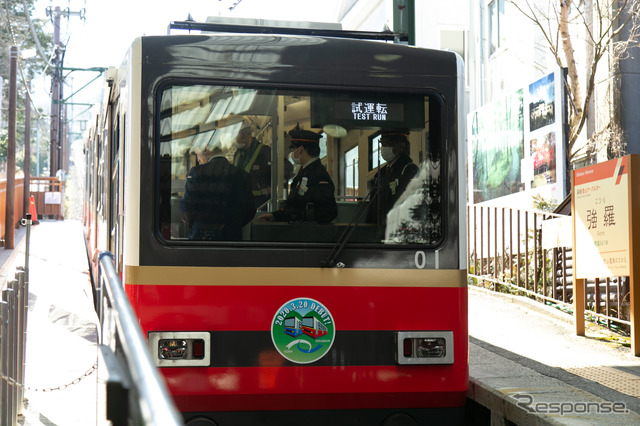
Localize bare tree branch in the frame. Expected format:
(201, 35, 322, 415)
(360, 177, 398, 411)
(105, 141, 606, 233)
(508, 0, 640, 163)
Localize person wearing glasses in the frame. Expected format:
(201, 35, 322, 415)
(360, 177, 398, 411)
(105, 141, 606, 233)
(233, 121, 273, 209)
(258, 127, 337, 223)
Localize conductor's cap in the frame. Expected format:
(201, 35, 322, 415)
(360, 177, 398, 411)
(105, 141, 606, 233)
(380, 129, 410, 138)
(289, 129, 322, 143)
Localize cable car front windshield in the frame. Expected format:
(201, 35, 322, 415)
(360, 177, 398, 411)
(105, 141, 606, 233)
(156, 83, 443, 246)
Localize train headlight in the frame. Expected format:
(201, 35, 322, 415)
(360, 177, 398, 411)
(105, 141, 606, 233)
(159, 339, 188, 359)
(395, 331, 454, 365)
(149, 332, 210, 367)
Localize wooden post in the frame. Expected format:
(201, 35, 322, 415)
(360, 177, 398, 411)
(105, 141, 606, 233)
(5, 46, 17, 250)
(574, 278, 586, 336)
(571, 173, 585, 336)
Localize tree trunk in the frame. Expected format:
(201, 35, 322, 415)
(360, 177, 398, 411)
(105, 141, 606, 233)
(560, 0, 583, 130)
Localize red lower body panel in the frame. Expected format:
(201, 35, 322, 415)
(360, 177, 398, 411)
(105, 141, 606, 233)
(126, 283, 468, 412)
(167, 367, 466, 412)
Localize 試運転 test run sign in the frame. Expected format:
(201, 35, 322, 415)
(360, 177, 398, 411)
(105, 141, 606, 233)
(573, 156, 630, 278)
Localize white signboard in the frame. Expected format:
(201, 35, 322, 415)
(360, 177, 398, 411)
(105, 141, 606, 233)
(541, 216, 572, 249)
(573, 156, 630, 278)
(45, 192, 62, 205)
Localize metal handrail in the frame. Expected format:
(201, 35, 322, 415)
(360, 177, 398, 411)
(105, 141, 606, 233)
(97, 251, 183, 425)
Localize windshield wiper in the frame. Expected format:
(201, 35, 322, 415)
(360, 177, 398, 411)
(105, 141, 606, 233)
(321, 189, 378, 268)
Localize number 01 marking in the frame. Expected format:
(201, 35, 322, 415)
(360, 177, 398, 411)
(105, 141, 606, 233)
(415, 251, 426, 269)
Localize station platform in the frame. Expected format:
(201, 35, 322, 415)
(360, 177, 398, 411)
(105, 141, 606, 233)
(468, 286, 640, 425)
(1, 219, 640, 425)
(1, 220, 101, 426)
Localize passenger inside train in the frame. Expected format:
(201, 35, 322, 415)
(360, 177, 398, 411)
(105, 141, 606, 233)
(179, 126, 255, 241)
(232, 120, 274, 210)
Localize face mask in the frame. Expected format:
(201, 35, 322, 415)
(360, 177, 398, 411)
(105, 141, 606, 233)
(233, 141, 245, 149)
(381, 146, 396, 163)
(290, 149, 301, 165)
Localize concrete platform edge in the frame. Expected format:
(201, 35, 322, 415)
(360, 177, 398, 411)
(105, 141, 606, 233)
(467, 284, 640, 426)
(468, 374, 564, 426)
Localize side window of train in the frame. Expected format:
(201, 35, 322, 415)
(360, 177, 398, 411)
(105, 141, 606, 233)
(156, 83, 444, 247)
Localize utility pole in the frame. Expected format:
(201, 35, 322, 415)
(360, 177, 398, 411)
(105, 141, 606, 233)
(48, 6, 61, 177)
(46, 6, 85, 178)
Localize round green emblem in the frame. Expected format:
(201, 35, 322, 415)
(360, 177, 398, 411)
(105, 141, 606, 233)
(271, 297, 335, 364)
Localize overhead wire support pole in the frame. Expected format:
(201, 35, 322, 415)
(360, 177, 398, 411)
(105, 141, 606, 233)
(63, 103, 96, 125)
(59, 67, 106, 104)
(45, 6, 86, 178)
(63, 66, 107, 72)
(47, 6, 62, 177)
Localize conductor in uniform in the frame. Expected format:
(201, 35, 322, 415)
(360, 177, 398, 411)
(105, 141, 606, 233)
(368, 129, 419, 228)
(259, 128, 337, 223)
(181, 139, 255, 241)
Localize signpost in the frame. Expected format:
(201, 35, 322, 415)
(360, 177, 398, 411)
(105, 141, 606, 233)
(572, 154, 640, 355)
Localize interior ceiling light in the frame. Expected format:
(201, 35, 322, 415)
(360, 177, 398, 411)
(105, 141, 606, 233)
(322, 124, 347, 138)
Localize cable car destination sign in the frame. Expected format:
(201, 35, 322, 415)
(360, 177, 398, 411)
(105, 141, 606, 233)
(311, 93, 424, 129)
(572, 155, 631, 278)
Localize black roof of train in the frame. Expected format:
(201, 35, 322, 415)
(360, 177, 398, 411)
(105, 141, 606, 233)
(139, 31, 459, 90)
(169, 20, 407, 42)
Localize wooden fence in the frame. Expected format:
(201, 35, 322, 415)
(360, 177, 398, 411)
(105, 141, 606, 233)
(30, 177, 64, 220)
(0, 177, 24, 246)
(0, 176, 65, 246)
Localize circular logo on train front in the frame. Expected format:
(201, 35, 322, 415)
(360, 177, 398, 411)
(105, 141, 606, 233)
(271, 297, 335, 364)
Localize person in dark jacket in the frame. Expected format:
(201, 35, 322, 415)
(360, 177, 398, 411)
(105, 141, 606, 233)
(368, 129, 419, 229)
(233, 122, 272, 209)
(258, 128, 337, 223)
(181, 143, 255, 241)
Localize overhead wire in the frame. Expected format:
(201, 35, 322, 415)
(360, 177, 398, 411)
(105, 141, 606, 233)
(2, 0, 18, 46)
(22, 0, 51, 65)
(4, 1, 93, 128)
(2, 0, 45, 119)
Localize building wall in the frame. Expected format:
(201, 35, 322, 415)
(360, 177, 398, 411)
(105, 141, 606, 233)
(340, 0, 638, 165)
(468, 0, 640, 164)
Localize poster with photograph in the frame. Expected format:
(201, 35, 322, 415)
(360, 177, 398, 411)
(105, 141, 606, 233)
(530, 131, 556, 188)
(527, 72, 560, 191)
(529, 72, 556, 131)
(469, 89, 524, 203)
(468, 69, 566, 206)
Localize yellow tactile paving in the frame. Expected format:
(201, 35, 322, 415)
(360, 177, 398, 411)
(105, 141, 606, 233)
(564, 366, 640, 398)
